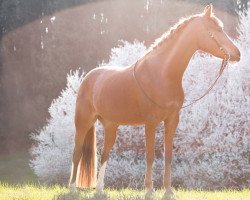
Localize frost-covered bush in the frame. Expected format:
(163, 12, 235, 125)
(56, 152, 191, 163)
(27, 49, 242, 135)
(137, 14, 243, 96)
(30, 71, 84, 184)
(30, 12, 250, 189)
(101, 40, 146, 67)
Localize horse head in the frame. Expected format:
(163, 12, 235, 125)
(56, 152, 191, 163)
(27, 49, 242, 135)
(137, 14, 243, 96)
(196, 4, 240, 62)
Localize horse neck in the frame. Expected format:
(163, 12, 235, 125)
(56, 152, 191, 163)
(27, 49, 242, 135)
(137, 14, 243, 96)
(146, 22, 198, 85)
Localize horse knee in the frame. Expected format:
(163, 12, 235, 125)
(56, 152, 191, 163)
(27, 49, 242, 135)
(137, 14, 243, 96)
(146, 151, 155, 165)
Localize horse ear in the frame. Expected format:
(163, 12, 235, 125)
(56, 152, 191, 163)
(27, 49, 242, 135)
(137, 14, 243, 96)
(203, 4, 213, 18)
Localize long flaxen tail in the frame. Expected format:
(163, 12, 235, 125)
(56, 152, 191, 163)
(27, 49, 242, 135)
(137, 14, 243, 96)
(76, 126, 97, 188)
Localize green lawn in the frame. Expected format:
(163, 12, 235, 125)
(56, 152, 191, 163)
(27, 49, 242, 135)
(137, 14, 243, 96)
(0, 152, 249, 199)
(0, 184, 249, 200)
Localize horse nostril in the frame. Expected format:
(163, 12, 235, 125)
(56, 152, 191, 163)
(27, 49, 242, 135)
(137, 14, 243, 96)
(238, 51, 241, 61)
(234, 51, 241, 61)
(230, 51, 240, 62)
(232, 49, 241, 62)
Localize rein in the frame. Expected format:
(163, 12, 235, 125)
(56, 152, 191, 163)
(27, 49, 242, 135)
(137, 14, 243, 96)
(133, 29, 230, 110)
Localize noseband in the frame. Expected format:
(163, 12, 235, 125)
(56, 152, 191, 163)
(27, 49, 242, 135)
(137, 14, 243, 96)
(208, 30, 230, 62)
(133, 28, 230, 109)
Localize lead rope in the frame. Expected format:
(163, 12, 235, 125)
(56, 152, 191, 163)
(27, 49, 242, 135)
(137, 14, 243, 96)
(181, 58, 228, 108)
(133, 58, 228, 110)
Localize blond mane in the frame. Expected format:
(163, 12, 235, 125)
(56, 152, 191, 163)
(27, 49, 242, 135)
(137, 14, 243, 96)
(147, 14, 201, 52)
(146, 11, 223, 54)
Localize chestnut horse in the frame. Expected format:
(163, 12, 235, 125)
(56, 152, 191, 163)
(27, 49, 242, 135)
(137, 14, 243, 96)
(69, 5, 240, 198)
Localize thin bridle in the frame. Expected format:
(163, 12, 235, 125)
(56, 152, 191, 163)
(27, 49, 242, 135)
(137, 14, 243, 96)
(133, 28, 230, 110)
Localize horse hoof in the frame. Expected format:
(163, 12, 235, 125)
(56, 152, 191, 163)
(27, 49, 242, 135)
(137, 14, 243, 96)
(96, 189, 104, 194)
(69, 183, 77, 193)
(162, 189, 175, 200)
(145, 188, 154, 199)
(96, 185, 104, 194)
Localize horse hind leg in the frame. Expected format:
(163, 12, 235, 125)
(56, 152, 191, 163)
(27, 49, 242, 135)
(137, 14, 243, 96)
(96, 122, 118, 193)
(69, 104, 97, 191)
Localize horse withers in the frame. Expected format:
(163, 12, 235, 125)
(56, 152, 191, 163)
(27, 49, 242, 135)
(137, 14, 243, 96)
(69, 4, 240, 199)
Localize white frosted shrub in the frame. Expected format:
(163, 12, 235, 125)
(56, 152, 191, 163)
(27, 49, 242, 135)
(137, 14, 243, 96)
(30, 12, 249, 189)
(102, 40, 146, 67)
(30, 71, 84, 184)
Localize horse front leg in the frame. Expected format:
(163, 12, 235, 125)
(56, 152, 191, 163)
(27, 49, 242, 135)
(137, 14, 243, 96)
(163, 114, 179, 199)
(144, 123, 156, 197)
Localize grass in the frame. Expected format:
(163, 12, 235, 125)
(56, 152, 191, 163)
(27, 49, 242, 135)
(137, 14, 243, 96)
(0, 184, 249, 200)
(0, 153, 249, 199)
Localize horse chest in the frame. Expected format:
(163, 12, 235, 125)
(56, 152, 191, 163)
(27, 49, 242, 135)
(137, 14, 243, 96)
(142, 101, 181, 122)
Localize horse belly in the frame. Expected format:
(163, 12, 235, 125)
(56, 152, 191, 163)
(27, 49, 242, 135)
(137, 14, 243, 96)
(97, 89, 145, 124)
(93, 71, 147, 125)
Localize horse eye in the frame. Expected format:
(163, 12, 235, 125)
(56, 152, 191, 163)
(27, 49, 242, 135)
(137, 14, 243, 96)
(218, 27, 223, 32)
